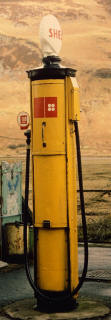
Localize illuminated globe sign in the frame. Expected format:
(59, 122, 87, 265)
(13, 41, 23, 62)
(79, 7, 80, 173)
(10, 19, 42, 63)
(39, 14, 62, 57)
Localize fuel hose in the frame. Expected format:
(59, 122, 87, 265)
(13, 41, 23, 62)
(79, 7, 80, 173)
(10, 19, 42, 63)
(24, 122, 88, 306)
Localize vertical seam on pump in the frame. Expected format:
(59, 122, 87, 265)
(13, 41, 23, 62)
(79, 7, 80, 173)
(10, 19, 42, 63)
(44, 96, 45, 117)
(65, 77, 71, 292)
(30, 81, 33, 150)
(34, 227, 38, 288)
(32, 156, 35, 224)
(32, 156, 38, 287)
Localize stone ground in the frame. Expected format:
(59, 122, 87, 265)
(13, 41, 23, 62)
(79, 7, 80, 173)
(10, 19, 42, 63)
(0, 244, 111, 319)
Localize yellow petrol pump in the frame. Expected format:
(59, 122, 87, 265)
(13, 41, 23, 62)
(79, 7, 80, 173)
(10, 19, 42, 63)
(24, 15, 88, 312)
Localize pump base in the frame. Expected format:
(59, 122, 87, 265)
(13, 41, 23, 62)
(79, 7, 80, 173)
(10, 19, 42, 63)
(35, 290, 77, 313)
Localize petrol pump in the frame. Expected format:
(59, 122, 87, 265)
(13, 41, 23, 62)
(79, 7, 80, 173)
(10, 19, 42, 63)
(24, 14, 88, 312)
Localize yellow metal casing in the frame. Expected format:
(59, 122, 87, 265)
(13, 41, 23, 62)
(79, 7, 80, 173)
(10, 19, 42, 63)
(37, 229, 68, 291)
(32, 80, 67, 229)
(30, 76, 80, 295)
(65, 76, 79, 293)
(67, 77, 80, 121)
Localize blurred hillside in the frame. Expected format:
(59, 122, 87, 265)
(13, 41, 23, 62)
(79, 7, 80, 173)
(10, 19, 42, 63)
(0, 0, 111, 156)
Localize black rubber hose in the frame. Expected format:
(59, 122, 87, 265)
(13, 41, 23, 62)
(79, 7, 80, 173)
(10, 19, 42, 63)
(24, 122, 88, 303)
(71, 121, 88, 295)
(22, 196, 32, 225)
(23, 131, 45, 297)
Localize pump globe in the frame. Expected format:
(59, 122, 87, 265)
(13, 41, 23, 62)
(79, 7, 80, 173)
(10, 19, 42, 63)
(39, 14, 62, 57)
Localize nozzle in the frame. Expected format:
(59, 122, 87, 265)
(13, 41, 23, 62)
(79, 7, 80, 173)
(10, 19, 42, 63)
(24, 130, 31, 146)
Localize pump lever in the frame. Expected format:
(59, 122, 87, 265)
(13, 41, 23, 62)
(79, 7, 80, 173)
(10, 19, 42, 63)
(42, 121, 47, 147)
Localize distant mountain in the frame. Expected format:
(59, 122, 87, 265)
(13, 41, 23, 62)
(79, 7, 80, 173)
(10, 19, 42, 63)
(0, 0, 111, 156)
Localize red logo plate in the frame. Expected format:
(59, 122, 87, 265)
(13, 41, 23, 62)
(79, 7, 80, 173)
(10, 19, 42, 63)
(34, 97, 57, 118)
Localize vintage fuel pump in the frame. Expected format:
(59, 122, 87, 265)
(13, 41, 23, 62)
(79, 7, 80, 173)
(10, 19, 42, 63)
(24, 15, 88, 312)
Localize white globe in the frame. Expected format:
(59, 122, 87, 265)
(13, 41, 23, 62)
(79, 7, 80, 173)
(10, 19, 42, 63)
(39, 14, 62, 57)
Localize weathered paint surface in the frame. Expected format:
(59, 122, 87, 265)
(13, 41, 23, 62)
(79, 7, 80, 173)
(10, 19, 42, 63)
(1, 161, 22, 225)
(5, 224, 29, 255)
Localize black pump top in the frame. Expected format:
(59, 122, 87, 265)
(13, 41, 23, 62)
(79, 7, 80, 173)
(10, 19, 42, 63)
(27, 55, 76, 81)
(43, 55, 61, 68)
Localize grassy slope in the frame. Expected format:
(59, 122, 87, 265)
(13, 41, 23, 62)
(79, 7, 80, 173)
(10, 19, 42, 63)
(0, 0, 111, 156)
(0, 0, 111, 242)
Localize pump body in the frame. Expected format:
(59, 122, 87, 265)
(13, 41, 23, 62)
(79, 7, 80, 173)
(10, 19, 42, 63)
(27, 66, 80, 309)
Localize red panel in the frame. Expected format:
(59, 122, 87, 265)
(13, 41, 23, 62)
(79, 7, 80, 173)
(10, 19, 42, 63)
(34, 97, 57, 118)
(34, 97, 44, 118)
(45, 97, 57, 117)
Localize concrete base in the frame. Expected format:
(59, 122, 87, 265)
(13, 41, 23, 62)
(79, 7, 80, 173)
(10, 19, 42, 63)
(2, 297, 110, 320)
